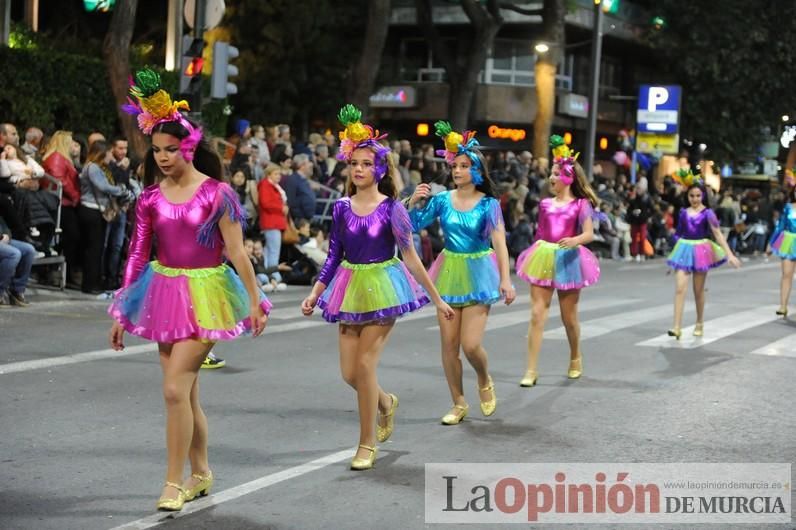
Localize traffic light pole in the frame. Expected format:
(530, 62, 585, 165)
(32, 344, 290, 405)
(191, 0, 207, 115)
(584, 2, 604, 182)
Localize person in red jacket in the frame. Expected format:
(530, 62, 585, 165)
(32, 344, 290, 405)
(257, 163, 288, 290)
(42, 130, 81, 287)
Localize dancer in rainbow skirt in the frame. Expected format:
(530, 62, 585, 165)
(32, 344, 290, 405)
(301, 105, 454, 470)
(768, 174, 796, 317)
(515, 136, 600, 387)
(407, 121, 515, 426)
(666, 169, 740, 339)
(108, 69, 270, 512)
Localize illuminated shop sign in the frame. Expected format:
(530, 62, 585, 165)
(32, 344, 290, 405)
(488, 125, 527, 142)
(369, 86, 417, 108)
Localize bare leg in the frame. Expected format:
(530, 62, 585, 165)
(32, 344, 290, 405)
(339, 323, 395, 461)
(158, 340, 212, 500)
(459, 304, 492, 400)
(557, 289, 582, 361)
(672, 270, 689, 331)
(780, 260, 795, 312)
(526, 284, 555, 373)
(692, 272, 707, 324)
(437, 307, 466, 415)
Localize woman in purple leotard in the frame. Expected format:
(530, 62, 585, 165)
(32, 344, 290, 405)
(301, 105, 454, 471)
(665, 169, 740, 339)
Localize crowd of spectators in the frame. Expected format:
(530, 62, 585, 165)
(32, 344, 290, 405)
(1, 116, 783, 306)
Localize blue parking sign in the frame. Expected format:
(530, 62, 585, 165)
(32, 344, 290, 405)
(637, 85, 681, 134)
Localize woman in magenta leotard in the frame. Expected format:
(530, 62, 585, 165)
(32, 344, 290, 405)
(515, 136, 600, 387)
(108, 69, 270, 511)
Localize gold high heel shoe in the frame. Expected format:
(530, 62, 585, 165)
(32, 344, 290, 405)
(567, 357, 582, 379)
(156, 482, 187, 511)
(350, 444, 378, 470)
(376, 393, 399, 443)
(479, 376, 497, 416)
(776, 307, 788, 317)
(693, 323, 704, 337)
(520, 370, 538, 387)
(183, 471, 213, 501)
(667, 328, 682, 340)
(441, 404, 469, 425)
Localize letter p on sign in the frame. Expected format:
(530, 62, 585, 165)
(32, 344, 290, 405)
(648, 87, 669, 111)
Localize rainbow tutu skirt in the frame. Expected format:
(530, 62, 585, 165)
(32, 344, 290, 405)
(317, 257, 429, 324)
(666, 238, 726, 272)
(428, 249, 501, 306)
(109, 260, 272, 343)
(770, 230, 796, 260)
(515, 240, 600, 290)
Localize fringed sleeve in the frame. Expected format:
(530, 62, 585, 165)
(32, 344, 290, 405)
(481, 197, 505, 240)
(316, 199, 345, 287)
(391, 199, 414, 251)
(408, 192, 443, 232)
(121, 188, 155, 288)
(197, 182, 247, 248)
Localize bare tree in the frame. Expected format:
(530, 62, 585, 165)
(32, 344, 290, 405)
(347, 0, 392, 115)
(415, 0, 504, 129)
(103, 0, 146, 159)
(532, 0, 565, 159)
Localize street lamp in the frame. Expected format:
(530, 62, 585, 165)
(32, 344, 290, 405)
(534, 42, 549, 54)
(782, 115, 790, 122)
(584, 0, 605, 181)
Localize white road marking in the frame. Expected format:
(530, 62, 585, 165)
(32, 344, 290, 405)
(546, 304, 692, 340)
(0, 344, 156, 375)
(750, 333, 796, 358)
(637, 306, 778, 349)
(107, 449, 352, 530)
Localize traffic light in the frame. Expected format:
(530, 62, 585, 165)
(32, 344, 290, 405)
(180, 35, 206, 103)
(211, 41, 239, 99)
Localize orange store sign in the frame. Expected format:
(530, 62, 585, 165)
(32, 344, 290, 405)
(488, 125, 527, 142)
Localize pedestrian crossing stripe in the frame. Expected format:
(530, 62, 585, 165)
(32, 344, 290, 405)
(636, 306, 779, 349)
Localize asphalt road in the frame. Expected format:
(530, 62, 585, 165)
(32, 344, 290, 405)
(1, 257, 794, 529)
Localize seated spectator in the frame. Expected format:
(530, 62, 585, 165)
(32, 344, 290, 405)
(0, 215, 35, 306)
(21, 127, 44, 161)
(252, 239, 286, 292)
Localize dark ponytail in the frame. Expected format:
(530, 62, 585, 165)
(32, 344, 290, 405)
(143, 119, 223, 187)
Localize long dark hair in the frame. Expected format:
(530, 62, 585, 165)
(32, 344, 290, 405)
(143, 119, 222, 187)
(684, 183, 710, 207)
(469, 150, 497, 198)
(345, 147, 398, 199)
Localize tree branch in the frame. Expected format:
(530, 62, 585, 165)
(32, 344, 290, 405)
(497, 2, 542, 16)
(414, 0, 457, 76)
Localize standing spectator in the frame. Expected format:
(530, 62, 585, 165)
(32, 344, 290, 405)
(250, 124, 271, 164)
(258, 164, 288, 289)
(41, 131, 82, 286)
(71, 136, 88, 173)
(0, 215, 35, 306)
(283, 153, 316, 221)
(78, 140, 132, 294)
(87, 131, 106, 149)
(105, 137, 134, 289)
(21, 127, 44, 160)
(628, 180, 653, 261)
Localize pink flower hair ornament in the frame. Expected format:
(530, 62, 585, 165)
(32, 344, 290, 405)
(336, 104, 391, 182)
(554, 156, 577, 186)
(121, 68, 203, 162)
